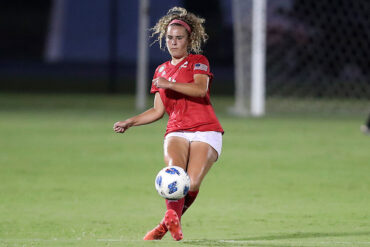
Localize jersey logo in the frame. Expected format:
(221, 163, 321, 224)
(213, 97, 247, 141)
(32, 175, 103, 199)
(194, 63, 208, 71)
(180, 61, 188, 68)
(158, 66, 165, 73)
(168, 77, 176, 82)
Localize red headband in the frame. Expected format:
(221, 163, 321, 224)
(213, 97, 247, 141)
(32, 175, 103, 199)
(169, 19, 192, 33)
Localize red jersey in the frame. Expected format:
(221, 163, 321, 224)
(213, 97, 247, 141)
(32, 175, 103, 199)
(150, 54, 224, 136)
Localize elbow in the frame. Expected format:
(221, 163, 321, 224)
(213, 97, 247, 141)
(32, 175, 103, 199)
(196, 83, 208, 97)
(198, 90, 207, 98)
(158, 112, 165, 120)
(155, 109, 165, 120)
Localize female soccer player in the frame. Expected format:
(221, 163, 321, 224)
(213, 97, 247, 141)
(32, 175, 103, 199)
(113, 7, 224, 241)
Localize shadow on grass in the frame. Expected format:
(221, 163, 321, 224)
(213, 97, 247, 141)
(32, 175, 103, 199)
(238, 231, 370, 241)
(182, 239, 309, 247)
(182, 231, 370, 247)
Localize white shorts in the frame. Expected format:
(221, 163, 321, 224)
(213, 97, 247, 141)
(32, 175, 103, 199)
(164, 131, 223, 158)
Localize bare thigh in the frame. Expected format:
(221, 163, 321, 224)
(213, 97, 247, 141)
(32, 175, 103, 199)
(163, 136, 190, 171)
(187, 141, 218, 191)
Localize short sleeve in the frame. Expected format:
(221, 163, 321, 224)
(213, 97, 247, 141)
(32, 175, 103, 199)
(193, 55, 213, 79)
(150, 66, 160, 94)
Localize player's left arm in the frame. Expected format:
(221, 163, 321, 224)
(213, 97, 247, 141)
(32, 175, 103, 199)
(153, 74, 209, 98)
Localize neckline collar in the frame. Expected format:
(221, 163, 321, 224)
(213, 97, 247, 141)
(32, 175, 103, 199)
(170, 54, 190, 67)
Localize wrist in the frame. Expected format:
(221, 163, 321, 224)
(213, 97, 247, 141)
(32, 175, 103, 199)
(125, 119, 135, 127)
(168, 80, 175, 89)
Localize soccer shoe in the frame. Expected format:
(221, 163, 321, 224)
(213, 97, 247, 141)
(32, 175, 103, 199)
(360, 125, 370, 135)
(164, 209, 183, 241)
(143, 223, 167, 240)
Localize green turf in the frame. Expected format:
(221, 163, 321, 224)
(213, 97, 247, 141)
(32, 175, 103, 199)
(0, 93, 369, 247)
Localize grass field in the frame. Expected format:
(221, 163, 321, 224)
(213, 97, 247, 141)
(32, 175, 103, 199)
(0, 93, 369, 247)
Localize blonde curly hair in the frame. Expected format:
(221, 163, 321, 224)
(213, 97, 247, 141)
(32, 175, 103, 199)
(150, 7, 208, 54)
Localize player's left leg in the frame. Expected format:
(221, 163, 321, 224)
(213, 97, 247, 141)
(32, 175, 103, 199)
(183, 141, 218, 214)
(143, 223, 167, 241)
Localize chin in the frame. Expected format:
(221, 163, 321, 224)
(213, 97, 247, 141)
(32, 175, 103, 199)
(171, 53, 186, 59)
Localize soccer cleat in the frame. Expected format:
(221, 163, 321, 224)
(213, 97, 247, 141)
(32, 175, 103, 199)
(360, 125, 370, 135)
(143, 223, 168, 240)
(164, 209, 183, 241)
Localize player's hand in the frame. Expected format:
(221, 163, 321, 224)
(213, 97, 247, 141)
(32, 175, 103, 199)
(153, 77, 172, 89)
(113, 121, 131, 133)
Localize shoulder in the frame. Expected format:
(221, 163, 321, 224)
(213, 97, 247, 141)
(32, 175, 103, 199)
(189, 54, 211, 73)
(155, 61, 171, 73)
(189, 54, 209, 64)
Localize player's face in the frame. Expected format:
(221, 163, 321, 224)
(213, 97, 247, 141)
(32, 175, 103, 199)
(166, 25, 189, 59)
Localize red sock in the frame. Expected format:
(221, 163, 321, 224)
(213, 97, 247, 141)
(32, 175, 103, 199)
(166, 198, 185, 220)
(160, 198, 185, 230)
(182, 190, 199, 215)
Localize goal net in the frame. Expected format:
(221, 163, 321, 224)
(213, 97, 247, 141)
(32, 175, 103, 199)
(233, 0, 370, 116)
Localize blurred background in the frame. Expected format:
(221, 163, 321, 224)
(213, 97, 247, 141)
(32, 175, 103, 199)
(0, 0, 369, 114)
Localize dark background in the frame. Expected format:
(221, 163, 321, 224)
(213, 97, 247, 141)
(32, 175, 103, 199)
(1, 0, 369, 98)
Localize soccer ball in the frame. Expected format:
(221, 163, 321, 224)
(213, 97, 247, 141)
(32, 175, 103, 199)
(155, 166, 190, 200)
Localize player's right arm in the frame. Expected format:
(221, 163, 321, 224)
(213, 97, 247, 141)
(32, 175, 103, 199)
(113, 92, 165, 133)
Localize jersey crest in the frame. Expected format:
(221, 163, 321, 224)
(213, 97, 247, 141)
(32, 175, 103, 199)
(158, 66, 165, 73)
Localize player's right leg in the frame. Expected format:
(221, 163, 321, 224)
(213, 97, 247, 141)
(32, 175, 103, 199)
(164, 209, 183, 241)
(163, 135, 190, 170)
(162, 136, 190, 240)
(143, 135, 190, 241)
(163, 135, 189, 222)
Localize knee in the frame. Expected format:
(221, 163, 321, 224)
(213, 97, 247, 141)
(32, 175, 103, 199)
(164, 157, 187, 168)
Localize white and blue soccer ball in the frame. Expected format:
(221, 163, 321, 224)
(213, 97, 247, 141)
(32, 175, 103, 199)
(155, 166, 190, 200)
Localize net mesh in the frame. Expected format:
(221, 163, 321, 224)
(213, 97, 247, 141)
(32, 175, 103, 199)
(236, 0, 370, 115)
